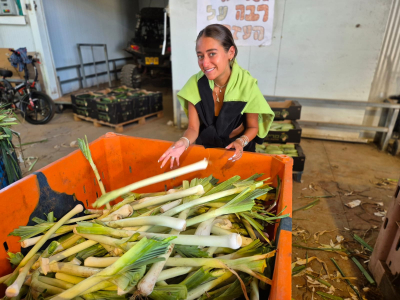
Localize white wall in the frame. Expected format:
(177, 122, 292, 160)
(42, 0, 140, 94)
(0, 0, 61, 99)
(170, 0, 392, 139)
(0, 24, 36, 51)
(363, 0, 400, 138)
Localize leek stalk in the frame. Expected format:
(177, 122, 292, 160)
(6, 253, 40, 297)
(93, 159, 209, 207)
(51, 237, 172, 299)
(186, 270, 233, 300)
(131, 185, 204, 210)
(78, 136, 111, 210)
(76, 224, 242, 249)
(45, 262, 101, 277)
(5, 204, 84, 286)
(136, 209, 189, 296)
(250, 278, 259, 300)
(160, 199, 183, 213)
(104, 216, 186, 231)
(40, 240, 98, 274)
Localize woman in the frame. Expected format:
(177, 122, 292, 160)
(159, 24, 274, 168)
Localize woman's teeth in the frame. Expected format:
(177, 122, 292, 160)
(205, 68, 215, 73)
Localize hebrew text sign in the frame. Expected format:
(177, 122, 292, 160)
(197, 0, 275, 46)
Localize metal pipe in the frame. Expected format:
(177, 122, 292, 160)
(77, 45, 87, 88)
(91, 46, 99, 88)
(162, 8, 167, 55)
(103, 44, 112, 87)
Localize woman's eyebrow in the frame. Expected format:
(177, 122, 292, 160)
(196, 48, 218, 54)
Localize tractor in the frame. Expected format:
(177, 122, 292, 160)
(121, 7, 171, 88)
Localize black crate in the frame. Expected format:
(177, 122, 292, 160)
(73, 105, 98, 119)
(149, 92, 163, 113)
(133, 94, 150, 109)
(293, 144, 306, 172)
(264, 120, 302, 144)
(71, 93, 101, 108)
(269, 100, 302, 120)
(134, 106, 150, 118)
(95, 99, 133, 115)
(97, 111, 133, 124)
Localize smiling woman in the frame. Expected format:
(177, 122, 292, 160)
(158, 24, 275, 169)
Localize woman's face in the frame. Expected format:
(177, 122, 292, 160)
(196, 36, 235, 81)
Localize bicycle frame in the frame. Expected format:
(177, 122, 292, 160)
(1, 55, 39, 107)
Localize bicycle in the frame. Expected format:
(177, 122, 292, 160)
(0, 48, 55, 124)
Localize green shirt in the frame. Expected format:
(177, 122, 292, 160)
(177, 60, 275, 141)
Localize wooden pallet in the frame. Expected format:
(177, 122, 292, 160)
(73, 111, 163, 133)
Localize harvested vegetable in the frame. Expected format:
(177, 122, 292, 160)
(1, 154, 288, 299)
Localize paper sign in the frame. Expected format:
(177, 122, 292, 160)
(197, 0, 275, 46)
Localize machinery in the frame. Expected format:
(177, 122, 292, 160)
(121, 7, 171, 88)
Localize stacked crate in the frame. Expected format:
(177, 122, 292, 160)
(256, 100, 305, 182)
(71, 87, 163, 125)
(369, 179, 400, 299)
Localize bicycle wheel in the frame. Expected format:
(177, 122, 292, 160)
(20, 91, 56, 124)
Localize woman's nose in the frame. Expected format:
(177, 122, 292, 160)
(202, 56, 211, 68)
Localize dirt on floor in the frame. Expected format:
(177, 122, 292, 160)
(291, 139, 400, 300)
(7, 80, 400, 300)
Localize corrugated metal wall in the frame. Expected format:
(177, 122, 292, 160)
(42, 0, 139, 94)
(363, 0, 400, 135)
(368, 0, 400, 100)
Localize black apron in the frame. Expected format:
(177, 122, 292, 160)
(194, 76, 257, 152)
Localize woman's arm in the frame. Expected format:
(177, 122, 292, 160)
(158, 102, 200, 168)
(242, 113, 259, 140)
(183, 102, 200, 144)
(226, 113, 259, 161)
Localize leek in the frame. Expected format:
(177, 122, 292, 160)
(160, 199, 183, 213)
(186, 270, 233, 300)
(40, 240, 99, 274)
(100, 204, 133, 221)
(93, 159, 209, 207)
(74, 232, 137, 252)
(164, 252, 275, 284)
(162, 183, 264, 218)
(131, 185, 204, 210)
(51, 237, 174, 299)
(6, 253, 40, 297)
(104, 216, 186, 231)
(180, 267, 223, 291)
(211, 225, 254, 246)
(149, 284, 187, 300)
(44, 262, 101, 277)
(75, 223, 242, 248)
(186, 188, 269, 227)
(55, 273, 117, 293)
(78, 136, 111, 210)
(5, 204, 84, 286)
(135, 209, 189, 296)
(157, 267, 196, 282)
(250, 278, 259, 300)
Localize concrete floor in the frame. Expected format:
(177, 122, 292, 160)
(9, 81, 400, 300)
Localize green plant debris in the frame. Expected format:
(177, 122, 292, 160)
(293, 199, 320, 212)
(353, 234, 373, 252)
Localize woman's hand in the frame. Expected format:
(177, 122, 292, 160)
(225, 140, 244, 162)
(158, 139, 188, 169)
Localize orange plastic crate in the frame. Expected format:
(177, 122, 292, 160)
(0, 133, 292, 299)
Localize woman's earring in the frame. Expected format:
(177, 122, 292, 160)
(229, 59, 233, 67)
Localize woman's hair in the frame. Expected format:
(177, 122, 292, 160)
(196, 24, 238, 60)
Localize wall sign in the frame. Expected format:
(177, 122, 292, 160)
(197, 0, 275, 46)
